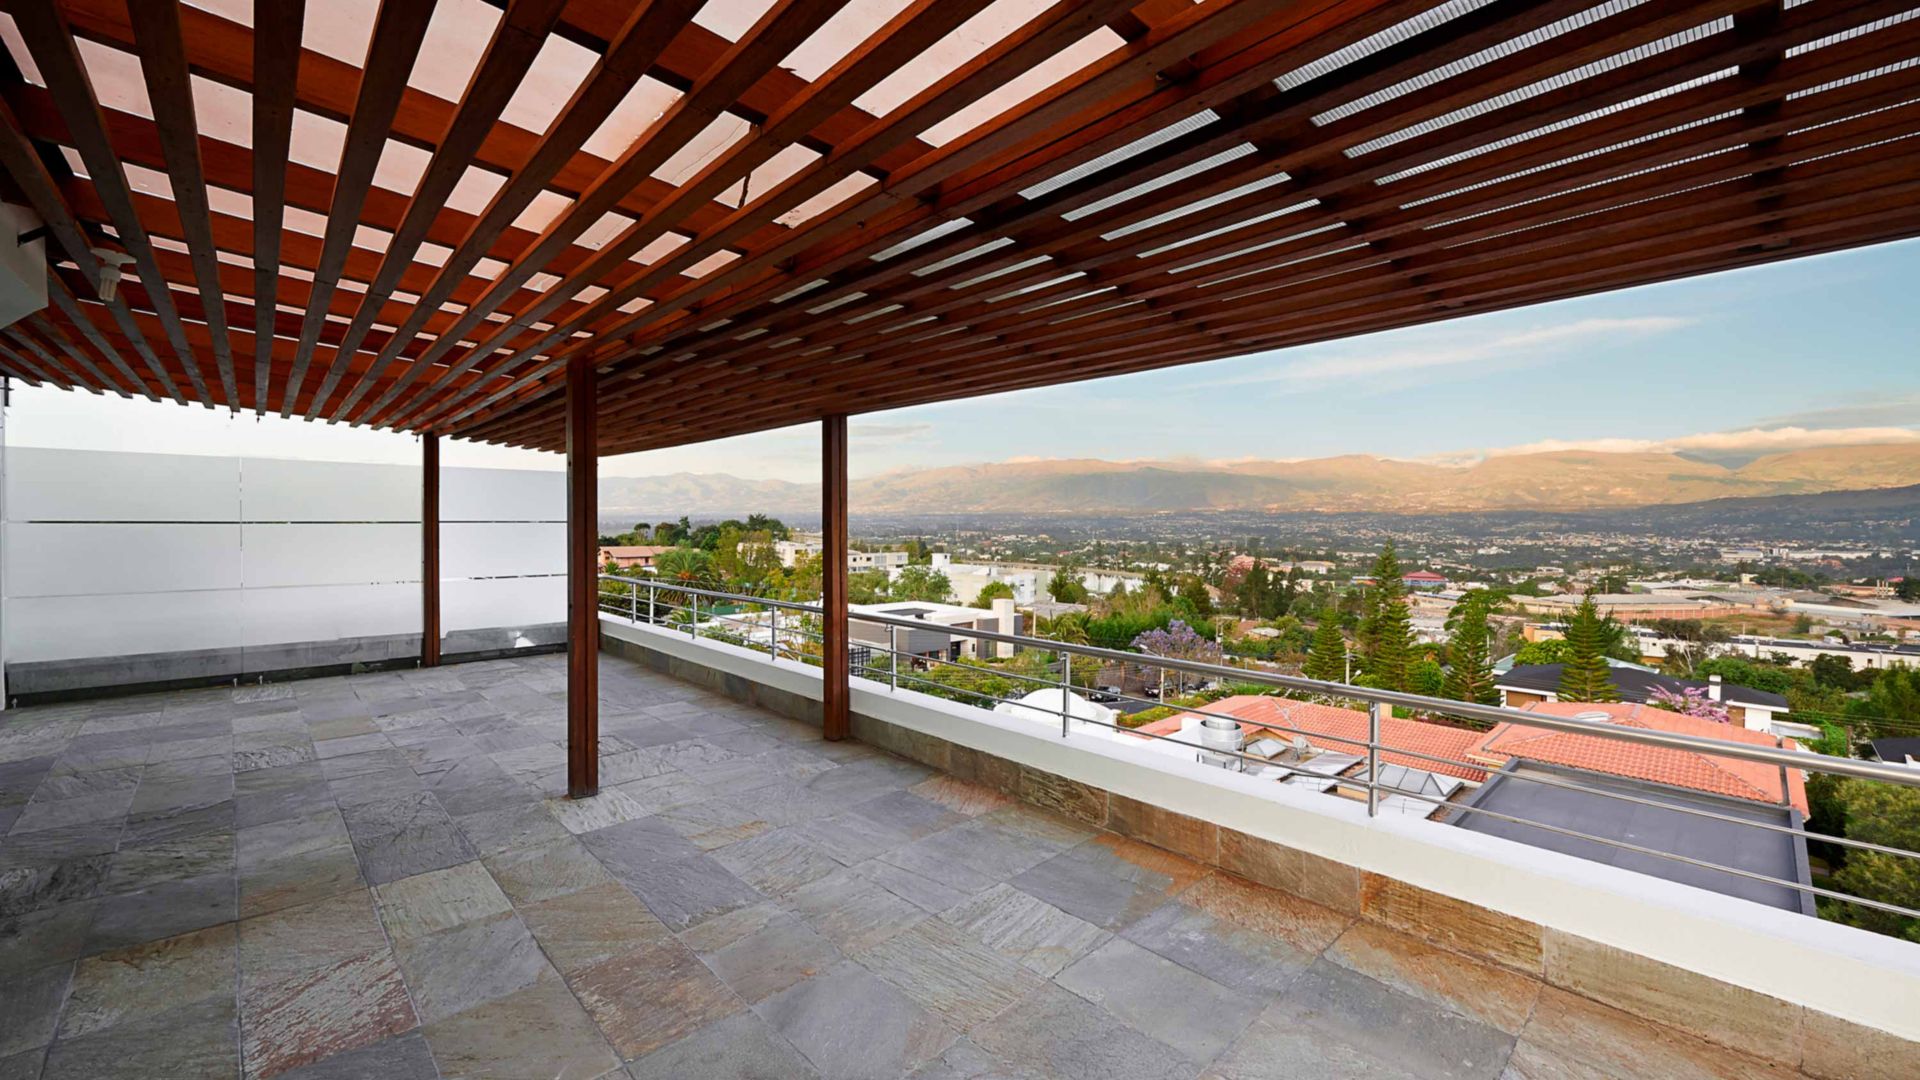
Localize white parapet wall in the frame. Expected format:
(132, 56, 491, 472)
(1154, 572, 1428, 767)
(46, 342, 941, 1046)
(601, 613, 1920, 1043)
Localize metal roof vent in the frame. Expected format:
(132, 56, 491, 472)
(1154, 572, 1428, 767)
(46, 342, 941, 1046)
(1572, 710, 1615, 724)
(1198, 716, 1246, 772)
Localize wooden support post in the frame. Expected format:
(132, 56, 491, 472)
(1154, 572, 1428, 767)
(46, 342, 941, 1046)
(822, 414, 849, 741)
(565, 354, 598, 798)
(421, 433, 440, 667)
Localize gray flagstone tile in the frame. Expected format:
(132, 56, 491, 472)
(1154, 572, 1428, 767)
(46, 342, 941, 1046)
(1056, 937, 1263, 1062)
(41, 994, 239, 1080)
(58, 923, 235, 1040)
(969, 982, 1198, 1080)
(625, 1010, 820, 1080)
(755, 961, 956, 1080)
(940, 883, 1110, 978)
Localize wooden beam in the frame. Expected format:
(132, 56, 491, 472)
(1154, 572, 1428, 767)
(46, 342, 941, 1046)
(566, 352, 599, 798)
(250, 0, 303, 413)
(280, 0, 436, 417)
(821, 414, 849, 742)
(422, 432, 441, 668)
(127, 0, 237, 409)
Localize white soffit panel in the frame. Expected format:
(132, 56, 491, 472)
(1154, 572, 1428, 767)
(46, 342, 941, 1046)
(240, 523, 421, 589)
(6, 448, 240, 522)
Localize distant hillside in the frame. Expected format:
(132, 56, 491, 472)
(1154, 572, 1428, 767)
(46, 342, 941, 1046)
(597, 442, 1920, 517)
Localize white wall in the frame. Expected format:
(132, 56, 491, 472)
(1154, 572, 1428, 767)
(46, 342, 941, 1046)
(1, 446, 563, 688)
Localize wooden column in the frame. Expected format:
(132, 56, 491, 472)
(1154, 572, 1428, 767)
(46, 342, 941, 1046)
(821, 415, 849, 741)
(421, 432, 440, 667)
(565, 354, 599, 798)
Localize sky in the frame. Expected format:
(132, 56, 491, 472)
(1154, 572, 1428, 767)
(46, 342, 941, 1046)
(6, 236, 1917, 482)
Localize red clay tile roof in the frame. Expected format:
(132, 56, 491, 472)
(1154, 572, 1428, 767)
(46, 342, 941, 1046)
(1135, 696, 1488, 782)
(1474, 702, 1808, 815)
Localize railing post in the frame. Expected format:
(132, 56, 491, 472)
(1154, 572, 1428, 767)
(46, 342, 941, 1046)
(689, 592, 699, 638)
(647, 579, 657, 623)
(1060, 651, 1071, 738)
(769, 606, 779, 661)
(1366, 700, 1382, 817)
(628, 583, 636, 624)
(889, 625, 899, 692)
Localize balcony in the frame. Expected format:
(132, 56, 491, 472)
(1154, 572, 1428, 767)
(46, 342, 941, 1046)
(9, 596, 1916, 1079)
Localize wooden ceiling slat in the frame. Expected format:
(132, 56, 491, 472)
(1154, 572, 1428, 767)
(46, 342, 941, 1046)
(279, 0, 436, 417)
(357, 0, 1005, 429)
(13, 0, 215, 405)
(6, 0, 1916, 454)
(129, 0, 238, 408)
(320, 0, 706, 424)
(307, 0, 572, 420)
(250, 0, 303, 413)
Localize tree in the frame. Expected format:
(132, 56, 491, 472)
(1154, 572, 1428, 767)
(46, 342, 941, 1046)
(1132, 620, 1223, 696)
(1828, 779, 1920, 942)
(889, 565, 953, 603)
(653, 547, 716, 589)
(847, 569, 891, 605)
(1442, 595, 1499, 705)
(1048, 571, 1088, 604)
(1848, 667, 1920, 739)
(971, 580, 1015, 608)
(1176, 576, 1215, 619)
(1557, 592, 1619, 702)
(1359, 542, 1413, 691)
(1407, 659, 1446, 697)
(1647, 685, 1731, 724)
(1303, 613, 1349, 683)
(1810, 653, 1854, 689)
(1896, 578, 1920, 602)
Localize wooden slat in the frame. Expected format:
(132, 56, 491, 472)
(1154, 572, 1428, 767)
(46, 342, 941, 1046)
(11, 0, 212, 403)
(250, 0, 303, 413)
(128, 0, 237, 408)
(320, 0, 705, 423)
(279, 0, 436, 417)
(309, 0, 571, 419)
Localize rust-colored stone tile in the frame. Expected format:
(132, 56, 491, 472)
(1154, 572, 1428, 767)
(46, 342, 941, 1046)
(909, 774, 1013, 818)
(1016, 765, 1107, 828)
(1089, 834, 1210, 893)
(1801, 1007, 1920, 1080)
(240, 947, 417, 1080)
(1217, 830, 1359, 915)
(1107, 794, 1218, 865)
(1177, 872, 1350, 953)
(1325, 921, 1541, 1035)
(1541, 930, 1802, 1066)
(1519, 986, 1792, 1080)
(568, 939, 743, 1061)
(1358, 872, 1540, 973)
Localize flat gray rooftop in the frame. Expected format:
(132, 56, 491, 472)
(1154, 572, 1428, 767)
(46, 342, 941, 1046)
(1452, 762, 1813, 913)
(0, 653, 1814, 1078)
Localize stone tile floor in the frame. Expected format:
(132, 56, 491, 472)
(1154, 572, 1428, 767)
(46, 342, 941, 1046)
(0, 653, 1768, 1079)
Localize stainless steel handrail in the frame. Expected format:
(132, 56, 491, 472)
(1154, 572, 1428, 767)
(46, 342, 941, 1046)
(599, 574, 1920, 790)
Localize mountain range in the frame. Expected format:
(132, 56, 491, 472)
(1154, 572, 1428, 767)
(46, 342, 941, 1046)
(597, 442, 1920, 518)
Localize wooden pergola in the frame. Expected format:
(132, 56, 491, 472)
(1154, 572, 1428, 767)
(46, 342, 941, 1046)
(2, 0, 1916, 796)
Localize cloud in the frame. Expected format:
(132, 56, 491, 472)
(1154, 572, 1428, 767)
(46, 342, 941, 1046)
(1759, 395, 1920, 430)
(850, 422, 933, 443)
(1440, 425, 1920, 462)
(1218, 315, 1696, 388)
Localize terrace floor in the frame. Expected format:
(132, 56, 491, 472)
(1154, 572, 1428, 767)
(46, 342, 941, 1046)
(0, 652, 1785, 1079)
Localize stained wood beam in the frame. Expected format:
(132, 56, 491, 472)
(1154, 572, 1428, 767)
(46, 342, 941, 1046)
(821, 414, 849, 742)
(565, 352, 599, 799)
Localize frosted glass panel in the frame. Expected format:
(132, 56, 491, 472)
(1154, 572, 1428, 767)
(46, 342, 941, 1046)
(443, 522, 565, 578)
(8, 447, 239, 521)
(243, 457, 419, 521)
(443, 575, 564, 632)
(7, 522, 242, 597)
(8, 591, 247, 661)
(241, 523, 420, 588)
(441, 465, 564, 521)
(243, 583, 419, 647)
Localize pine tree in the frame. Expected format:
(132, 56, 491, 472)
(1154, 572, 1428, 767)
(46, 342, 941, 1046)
(1360, 542, 1413, 691)
(1557, 592, 1620, 702)
(1442, 595, 1498, 705)
(1304, 612, 1349, 683)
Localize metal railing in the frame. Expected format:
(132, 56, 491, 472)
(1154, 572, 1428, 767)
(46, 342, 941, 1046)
(598, 574, 1920, 924)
